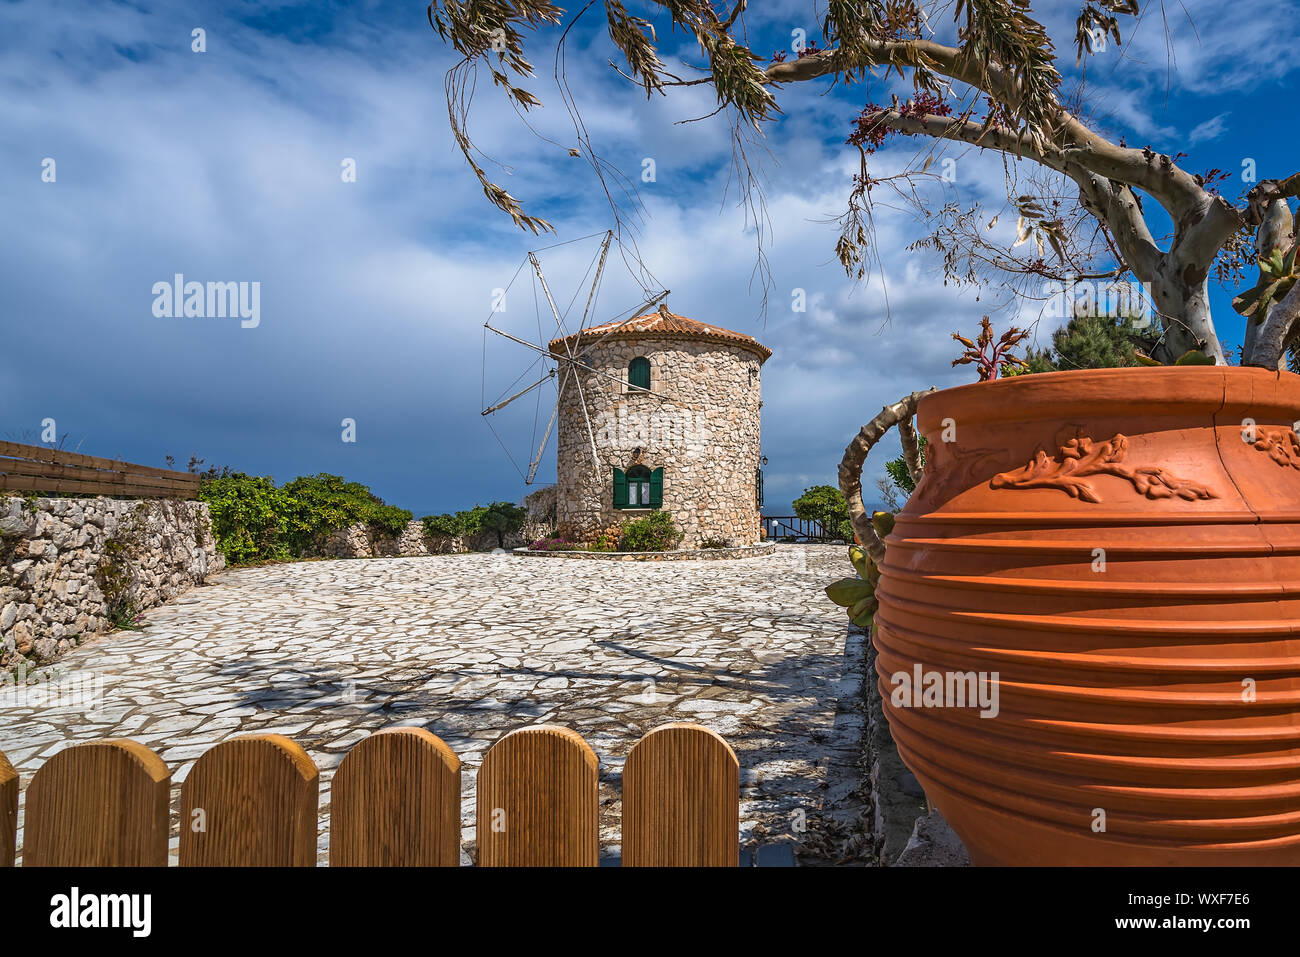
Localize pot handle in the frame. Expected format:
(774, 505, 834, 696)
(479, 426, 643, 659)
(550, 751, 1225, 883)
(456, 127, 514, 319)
(837, 388, 935, 564)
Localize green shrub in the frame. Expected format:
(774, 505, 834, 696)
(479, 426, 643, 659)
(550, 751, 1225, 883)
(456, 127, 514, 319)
(619, 511, 682, 552)
(422, 501, 524, 548)
(422, 512, 470, 537)
(198, 473, 293, 565)
(699, 536, 732, 549)
(793, 484, 851, 539)
(199, 471, 411, 565)
(479, 501, 526, 548)
(280, 474, 412, 553)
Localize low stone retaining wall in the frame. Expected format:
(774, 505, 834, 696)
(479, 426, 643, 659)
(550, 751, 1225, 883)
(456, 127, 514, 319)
(1, 496, 224, 670)
(514, 542, 777, 561)
(318, 520, 532, 558)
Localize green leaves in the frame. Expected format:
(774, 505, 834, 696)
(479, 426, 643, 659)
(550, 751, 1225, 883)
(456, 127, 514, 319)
(197, 473, 292, 565)
(618, 510, 683, 551)
(1234, 243, 1299, 319)
(829, 512, 893, 629)
(849, 595, 879, 627)
(955, 0, 1061, 135)
(200, 472, 413, 565)
(793, 484, 852, 539)
(605, 1, 665, 97)
(826, 576, 876, 607)
(423, 501, 526, 545)
(1174, 349, 1216, 366)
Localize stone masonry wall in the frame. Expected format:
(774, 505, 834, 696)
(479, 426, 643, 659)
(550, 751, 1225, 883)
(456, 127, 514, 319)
(553, 337, 764, 548)
(1, 496, 225, 670)
(318, 520, 529, 559)
(319, 487, 557, 559)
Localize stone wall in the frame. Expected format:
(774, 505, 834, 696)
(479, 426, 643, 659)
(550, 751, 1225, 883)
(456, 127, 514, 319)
(318, 520, 528, 559)
(1, 496, 225, 670)
(522, 485, 557, 543)
(553, 338, 764, 548)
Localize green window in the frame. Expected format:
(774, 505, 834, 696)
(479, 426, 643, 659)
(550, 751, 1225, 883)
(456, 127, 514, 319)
(628, 356, 651, 391)
(614, 465, 662, 508)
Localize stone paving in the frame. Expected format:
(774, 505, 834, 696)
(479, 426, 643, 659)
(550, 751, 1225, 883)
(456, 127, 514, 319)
(0, 546, 871, 865)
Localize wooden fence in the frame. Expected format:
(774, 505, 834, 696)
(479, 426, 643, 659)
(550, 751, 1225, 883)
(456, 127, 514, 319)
(0, 722, 740, 867)
(0, 441, 200, 499)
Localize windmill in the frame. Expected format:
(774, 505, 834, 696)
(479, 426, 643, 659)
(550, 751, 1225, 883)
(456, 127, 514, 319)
(480, 230, 670, 484)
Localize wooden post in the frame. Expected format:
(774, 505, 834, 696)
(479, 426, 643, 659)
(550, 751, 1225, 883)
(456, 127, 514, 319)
(179, 734, 319, 866)
(623, 723, 739, 866)
(477, 726, 599, 866)
(24, 740, 171, 866)
(0, 750, 16, 867)
(331, 728, 462, 866)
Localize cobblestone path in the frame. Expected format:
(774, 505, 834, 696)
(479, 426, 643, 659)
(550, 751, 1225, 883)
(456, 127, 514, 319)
(0, 546, 870, 864)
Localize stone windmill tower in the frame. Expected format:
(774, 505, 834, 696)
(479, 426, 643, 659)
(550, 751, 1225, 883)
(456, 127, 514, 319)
(547, 303, 771, 548)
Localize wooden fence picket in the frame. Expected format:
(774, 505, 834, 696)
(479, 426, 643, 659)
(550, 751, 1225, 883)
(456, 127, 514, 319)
(0, 750, 15, 867)
(3, 724, 745, 866)
(622, 723, 739, 867)
(24, 740, 170, 866)
(330, 727, 462, 866)
(476, 725, 598, 867)
(0, 440, 201, 499)
(179, 734, 319, 866)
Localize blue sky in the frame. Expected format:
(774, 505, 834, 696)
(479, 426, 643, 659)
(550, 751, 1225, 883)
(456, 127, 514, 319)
(2, 0, 1297, 516)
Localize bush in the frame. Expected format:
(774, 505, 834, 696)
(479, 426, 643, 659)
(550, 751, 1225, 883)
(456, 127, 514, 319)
(793, 485, 850, 539)
(699, 536, 732, 549)
(479, 501, 527, 548)
(422, 501, 524, 547)
(280, 474, 413, 553)
(619, 511, 682, 552)
(199, 472, 411, 565)
(198, 473, 293, 565)
(422, 512, 471, 537)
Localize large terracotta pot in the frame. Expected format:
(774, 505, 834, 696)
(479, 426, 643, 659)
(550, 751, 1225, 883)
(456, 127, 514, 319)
(875, 366, 1300, 865)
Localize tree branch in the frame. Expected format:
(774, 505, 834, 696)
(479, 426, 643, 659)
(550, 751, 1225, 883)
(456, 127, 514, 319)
(1074, 174, 1161, 279)
(838, 389, 935, 565)
(873, 109, 1161, 279)
(1169, 193, 1245, 270)
(898, 415, 923, 485)
(769, 38, 1211, 223)
(1250, 277, 1300, 370)
(867, 109, 1067, 171)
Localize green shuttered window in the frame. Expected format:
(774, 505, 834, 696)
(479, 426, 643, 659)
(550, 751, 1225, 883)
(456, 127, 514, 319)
(628, 357, 651, 391)
(615, 465, 662, 508)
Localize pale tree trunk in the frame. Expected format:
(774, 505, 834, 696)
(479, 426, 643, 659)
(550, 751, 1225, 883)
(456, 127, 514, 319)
(1148, 262, 1224, 364)
(1244, 197, 1298, 370)
(1250, 279, 1300, 371)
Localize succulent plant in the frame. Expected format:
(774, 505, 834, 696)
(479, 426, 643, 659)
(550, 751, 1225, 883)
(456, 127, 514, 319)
(1233, 244, 1299, 321)
(824, 510, 894, 628)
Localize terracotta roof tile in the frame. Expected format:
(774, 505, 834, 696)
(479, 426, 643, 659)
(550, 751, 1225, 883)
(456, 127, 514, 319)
(548, 305, 771, 361)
